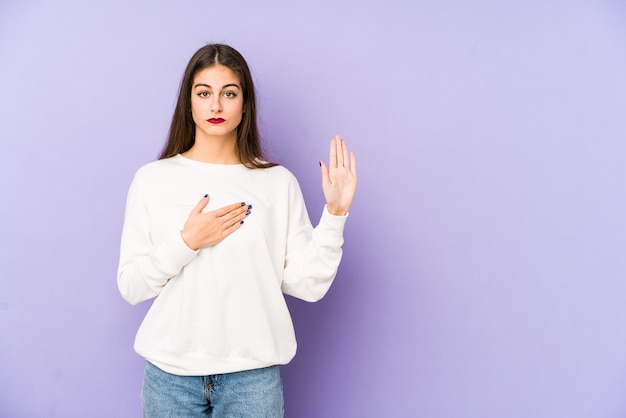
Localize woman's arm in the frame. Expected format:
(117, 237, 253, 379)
(281, 136, 357, 301)
(117, 174, 251, 305)
(116, 174, 198, 305)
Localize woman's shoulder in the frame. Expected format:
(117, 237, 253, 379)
(131, 155, 181, 181)
(256, 164, 299, 182)
(142, 154, 188, 170)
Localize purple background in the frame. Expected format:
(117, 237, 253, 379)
(1, 1, 625, 417)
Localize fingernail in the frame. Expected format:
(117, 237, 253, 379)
(204, 194, 208, 198)
(245, 211, 251, 216)
(247, 204, 252, 210)
(319, 161, 322, 167)
(241, 202, 246, 206)
(240, 220, 245, 224)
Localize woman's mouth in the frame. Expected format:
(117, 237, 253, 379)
(208, 118, 225, 124)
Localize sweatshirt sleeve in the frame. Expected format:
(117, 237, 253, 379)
(281, 175, 348, 302)
(117, 171, 198, 305)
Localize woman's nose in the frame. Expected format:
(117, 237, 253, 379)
(210, 97, 222, 112)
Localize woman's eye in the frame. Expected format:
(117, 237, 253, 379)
(198, 91, 209, 97)
(223, 91, 237, 98)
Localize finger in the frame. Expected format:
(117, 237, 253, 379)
(191, 194, 210, 214)
(350, 151, 357, 175)
(341, 138, 350, 168)
(222, 216, 246, 237)
(215, 201, 248, 217)
(329, 136, 338, 168)
(334, 135, 344, 168)
(222, 208, 251, 230)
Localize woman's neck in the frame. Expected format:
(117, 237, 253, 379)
(182, 134, 240, 164)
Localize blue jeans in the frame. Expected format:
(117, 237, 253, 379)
(142, 361, 284, 417)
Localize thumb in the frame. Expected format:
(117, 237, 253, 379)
(191, 194, 210, 214)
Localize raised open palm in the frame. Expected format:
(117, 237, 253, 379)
(320, 135, 358, 216)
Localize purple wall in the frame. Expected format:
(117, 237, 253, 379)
(2, 1, 625, 416)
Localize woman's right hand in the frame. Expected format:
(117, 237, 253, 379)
(180, 195, 251, 250)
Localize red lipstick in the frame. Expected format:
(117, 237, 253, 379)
(208, 118, 225, 124)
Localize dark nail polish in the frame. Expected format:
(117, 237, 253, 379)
(241, 202, 246, 206)
(240, 220, 245, 224)
(245, 211, 251, 216)
(203, 194, 208, 198)
(247, 204, 252, 210)
(319, 161, 322, 167)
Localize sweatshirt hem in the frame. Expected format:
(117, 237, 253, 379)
(138, 349, 295, 376)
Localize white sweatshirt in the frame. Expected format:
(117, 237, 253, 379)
(117, 154, 347, 376)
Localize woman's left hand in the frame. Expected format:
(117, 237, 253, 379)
(320, 135, 358, 216)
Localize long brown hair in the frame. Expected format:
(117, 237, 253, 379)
(159, 44, 275, 168)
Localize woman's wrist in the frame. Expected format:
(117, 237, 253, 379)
(326, 204, 348, 216)
(180, 230, 199, 251)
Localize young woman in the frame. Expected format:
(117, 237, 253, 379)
(117, 44, 357, 417)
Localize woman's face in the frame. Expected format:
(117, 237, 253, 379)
(190, 64, 244, 142)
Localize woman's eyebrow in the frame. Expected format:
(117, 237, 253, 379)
(193, 83, 241, 89)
